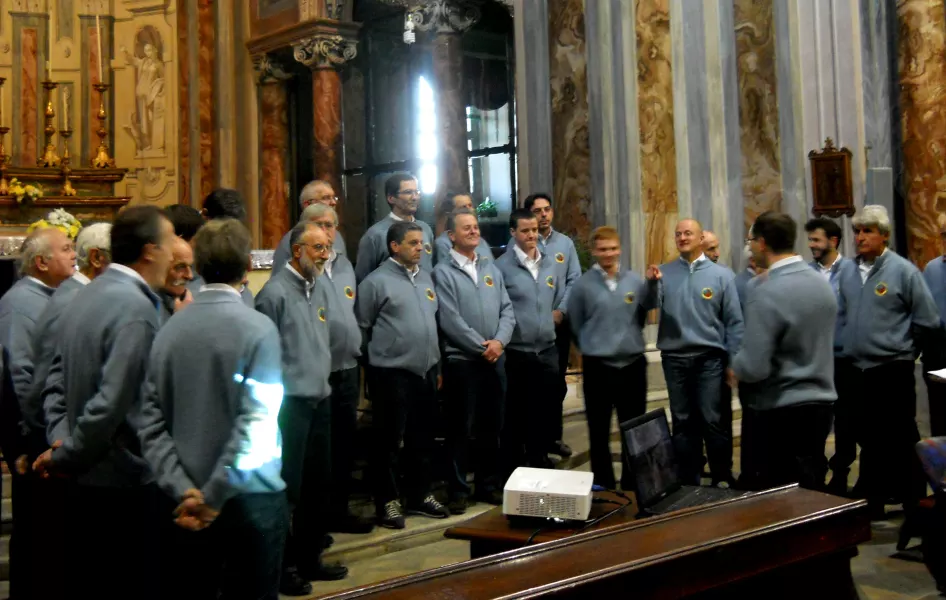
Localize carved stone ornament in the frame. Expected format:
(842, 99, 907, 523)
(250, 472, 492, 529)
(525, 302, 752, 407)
(380, 0, 484, 34)
(253, 54, 293, 84)
(293, 35, 358, 70)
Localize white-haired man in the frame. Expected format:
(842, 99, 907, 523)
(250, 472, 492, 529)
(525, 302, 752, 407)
(272, 180, 346, 275)
(837, 205, 940, 521)
(0, 227, 76, 598)
(157, 236, 195, 321)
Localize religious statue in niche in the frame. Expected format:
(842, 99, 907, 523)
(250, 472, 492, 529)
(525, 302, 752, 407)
(808, 138, 855, 218)
(120, 26, 165, 154)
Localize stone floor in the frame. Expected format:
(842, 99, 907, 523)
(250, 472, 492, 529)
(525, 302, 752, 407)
(292, 365, 943, 599)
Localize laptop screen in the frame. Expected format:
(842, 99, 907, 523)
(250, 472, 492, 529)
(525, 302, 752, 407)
(620, 410, 681, 508)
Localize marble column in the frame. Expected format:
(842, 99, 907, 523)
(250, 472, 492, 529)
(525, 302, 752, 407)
(255, 56, 293, 249)
(293, 34, 358, 229)
(896, 0, 946, 266)
(409, 0, 481, 198)
(513, 0, 553, 199)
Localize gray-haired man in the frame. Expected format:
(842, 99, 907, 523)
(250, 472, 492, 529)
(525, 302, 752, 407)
(272, 180, 346, 275)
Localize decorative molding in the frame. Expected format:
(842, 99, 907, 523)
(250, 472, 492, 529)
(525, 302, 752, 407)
(293, 35, 357, 70)
(323, 0, 346, 20)
(121, 0, 171, 15)
(253, 54, 293, 84)
(380, 0, 483, 34)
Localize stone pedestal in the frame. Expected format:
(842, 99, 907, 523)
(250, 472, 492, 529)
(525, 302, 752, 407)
(255, 56, 292, 249)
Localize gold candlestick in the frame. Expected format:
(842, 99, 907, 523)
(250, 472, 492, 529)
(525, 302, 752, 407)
(91, 82, 114, 168)
(59, 128, 76, 196)
(38, 80, 60, 167)
(0, 126, 9, 196)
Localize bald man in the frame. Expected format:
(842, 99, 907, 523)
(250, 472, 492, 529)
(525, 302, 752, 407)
(272, 181, 346, 276)
(656, 219, 744, 487)
(157, 236, 195, 322)
(702, 231, 721, 264)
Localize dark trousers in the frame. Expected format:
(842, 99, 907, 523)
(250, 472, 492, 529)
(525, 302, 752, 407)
(552, 321, 571, 442)
(662, 351, 732, 484)
(279, 395, 331, 570)
(65, 483, 161, 600)
(743, 403, 833, 491)
(8, 469, 67, 599)
(329, 367, 361, 518)
(159, 491, 289, 600)
(829, 358, 858, 480)
(369, 366, 438, 509)
(851, 360, 927, 511)
(502, 346, 560, 471)
(582, 356, 647, 489)
(923, 363, 946, 437)
(444, 356, 507, 499)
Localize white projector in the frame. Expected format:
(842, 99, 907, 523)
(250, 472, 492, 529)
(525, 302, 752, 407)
(503, 467, 594, 521)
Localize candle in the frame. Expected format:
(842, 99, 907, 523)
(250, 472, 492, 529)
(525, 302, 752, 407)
(63, 89, 69, 130)
(95, 15, 103, 81)
(47, 12, 53, 77)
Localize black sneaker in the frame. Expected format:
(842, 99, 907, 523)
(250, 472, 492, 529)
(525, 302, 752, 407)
(447, 495, 469, 515)
(549, 440, 573, 457)
(378, 499, 406, 529)
(407, 495, 450, 519)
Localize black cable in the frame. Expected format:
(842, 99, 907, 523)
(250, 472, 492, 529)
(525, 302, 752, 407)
(524, 491, 632, 545)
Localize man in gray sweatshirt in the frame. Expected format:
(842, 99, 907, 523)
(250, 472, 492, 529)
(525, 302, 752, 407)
(357, 220, 449, 529)
(272, 180, 347, 276)
(139, 218, 289, 600)
(567, 226, 659, 490)
(496, 209, 564, 471)
(432, 209, 515, 513)
(657, 218, 744, 486)
(355, 173, 435, 283)
(731, 212, 837, 491)
(0, 227, 75, 598)
(157, 235, 195, 321)
(837, 205, 940, 519)
(34, 206, 175, 600)
(311, 204, 374, 534)
(433, 192, 492, 266)
(256, 222, 346, 590)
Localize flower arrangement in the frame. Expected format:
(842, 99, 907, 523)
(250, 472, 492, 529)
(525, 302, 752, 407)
(9, 178, 42, 205)
(476, 199, 498, 218)
(27, 208, 82, 240)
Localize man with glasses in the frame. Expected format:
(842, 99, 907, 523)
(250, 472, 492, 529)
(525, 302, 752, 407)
(256, 222, 347, 593)
(273, 180, 346, 275)
(355, 173, 435, 283)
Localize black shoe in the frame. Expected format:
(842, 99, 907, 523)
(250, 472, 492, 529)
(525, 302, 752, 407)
(826, 476, 849, 497)
(549, 441, 573, 457)
(279, 568, 313, 596)
(330, 513, 375, 534)
(300, 562, 349, 581)
(322, 534, 335, 549)
(474, 489, 504, 506)
(448, 495, 469, 515)
(378, 499, 406, 529)
(406, 495, 450, 519)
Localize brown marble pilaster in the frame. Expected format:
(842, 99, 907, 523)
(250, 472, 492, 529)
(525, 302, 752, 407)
(898, 0, 946, 267)
(409, 0, 482, 199)
(197, 0, 217, 201)
(177, 0, 191, 206)
(255, 56, 293, 249)
(294, 34, 358, 230)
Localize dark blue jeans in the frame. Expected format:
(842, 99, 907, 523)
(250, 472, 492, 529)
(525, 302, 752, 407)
(662, 351, 732, 484)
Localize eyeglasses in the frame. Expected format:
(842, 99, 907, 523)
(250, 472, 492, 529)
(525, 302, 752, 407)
(298, 243, 330, 254)
(319, 196, 339, 204)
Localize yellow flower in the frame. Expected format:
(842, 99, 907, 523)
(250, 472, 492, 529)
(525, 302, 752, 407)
(26, 219, 50, 235)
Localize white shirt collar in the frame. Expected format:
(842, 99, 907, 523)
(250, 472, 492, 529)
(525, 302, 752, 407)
(680, 253, 707, 273)
(388, 257, 420, 281)
(540, 228, 554, 244)
(592, 263, 620, 278)
(109, 263, 149, 287)
(324, 250, 337, 279)
(71, 272, 91, 285)
(26, 276, 52, 290)
(513, 244, 540, 265)
(858, 247, 888, 266)
(450, 248, 477, 267)
(388, 212, 414, 223)
(768, 255, 804, 272)
(285, 263, 315, 290)
(200, 283, 242, 298)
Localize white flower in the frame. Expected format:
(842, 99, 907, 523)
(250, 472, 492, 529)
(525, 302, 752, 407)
(46, 209, 80, 228)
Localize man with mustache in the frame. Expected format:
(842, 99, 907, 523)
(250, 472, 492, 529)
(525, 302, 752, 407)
(355, 173, 435, 283)
(157, 236, 195, 321)
(357, 221, 449, 529)
(256, 222, 345, 592)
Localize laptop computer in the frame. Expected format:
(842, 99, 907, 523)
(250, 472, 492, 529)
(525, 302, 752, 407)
(620, 409, 745, 516)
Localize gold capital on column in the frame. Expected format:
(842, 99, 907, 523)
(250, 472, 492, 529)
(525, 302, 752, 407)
(400, 0, 484, 34)
(293, 35, 358, 70)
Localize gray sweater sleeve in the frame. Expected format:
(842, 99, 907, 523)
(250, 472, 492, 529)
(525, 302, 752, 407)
(731, 293, 777, 383)
(51, 320, 156, 470)
(43, 351, 68, 443)
(433, 270, 487, 356)
(355, 277, 379, 346)
(496, 276, 516, 347)
(0, 310, 37, 409)
(138, 357, 197, 503)
(640, 279, 660, 311)
(355, 234, 382, 284)
(201, 328, 284, 510)
(566, 279, 587, 342)
(558, 244, 582, 314)
(721, 275, 745, 358)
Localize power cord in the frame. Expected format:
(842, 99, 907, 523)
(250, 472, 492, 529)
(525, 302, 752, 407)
(524, 488, 633, 545)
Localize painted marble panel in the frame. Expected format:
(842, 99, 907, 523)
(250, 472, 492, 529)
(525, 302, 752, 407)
(548, 0, 592, 243)
(432, 32, 470, 199)
(312, 68, 345, 217)
(19, 28, 39, 165)
(259, 81, 291, 249)
(636, 0, 677, 265)
(57, 0, 73, 40)
(733, 0, 782, 231)
(88, 25, 103, 162)
(177, 0, 191, 206)
(897, 0, 946, 267)
(197, 0, 216, 201)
